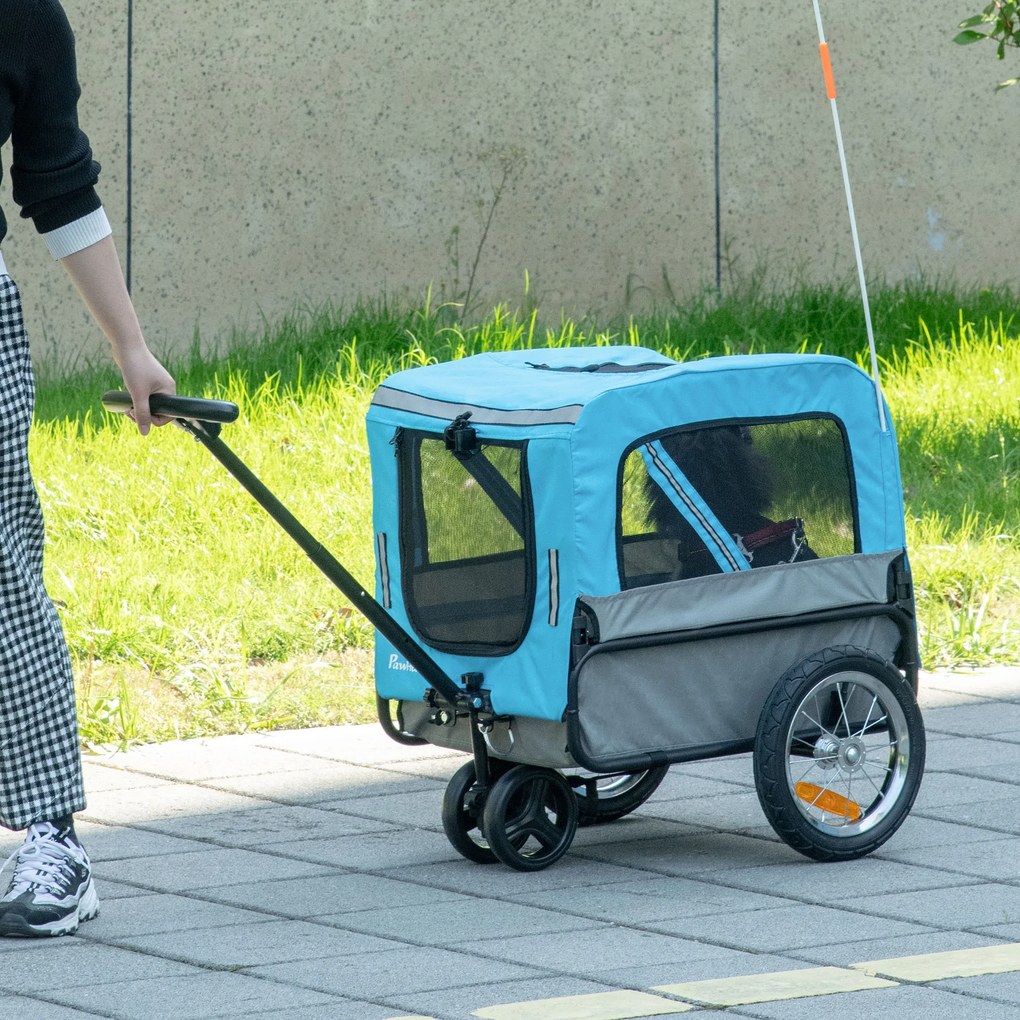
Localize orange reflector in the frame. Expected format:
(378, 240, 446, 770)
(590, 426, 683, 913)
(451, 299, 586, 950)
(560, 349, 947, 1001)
(795, 781, 862, 821)
(819, 42, 837, 99)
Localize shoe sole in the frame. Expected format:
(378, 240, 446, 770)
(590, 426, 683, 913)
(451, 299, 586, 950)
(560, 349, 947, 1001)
(0, 878, 99, 938)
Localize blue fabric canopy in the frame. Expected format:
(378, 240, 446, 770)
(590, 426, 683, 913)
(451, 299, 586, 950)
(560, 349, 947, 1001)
(366, 347, 906, 721)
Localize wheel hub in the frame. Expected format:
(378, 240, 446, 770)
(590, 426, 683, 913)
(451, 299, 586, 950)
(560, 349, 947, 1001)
(814, 733, 868, 773)
(838, 737, 867, 772)
(813, 735, 839, 769)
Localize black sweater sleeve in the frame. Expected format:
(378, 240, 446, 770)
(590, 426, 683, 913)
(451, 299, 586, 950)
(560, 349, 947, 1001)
(8, 0, 102, 234)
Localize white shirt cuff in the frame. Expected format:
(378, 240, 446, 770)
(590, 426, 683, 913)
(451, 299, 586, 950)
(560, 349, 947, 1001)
(43, 207, 113, 260)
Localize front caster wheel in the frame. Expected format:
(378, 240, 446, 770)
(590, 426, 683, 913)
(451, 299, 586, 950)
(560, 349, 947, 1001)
(754, 645, 925, 862)
(441, 761, 498, 864)
(482, 766, 579, 871)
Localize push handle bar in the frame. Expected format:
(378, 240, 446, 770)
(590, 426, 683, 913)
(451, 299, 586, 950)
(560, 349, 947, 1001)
(102, 390, 240, 425)
(99, 386, 465, 706)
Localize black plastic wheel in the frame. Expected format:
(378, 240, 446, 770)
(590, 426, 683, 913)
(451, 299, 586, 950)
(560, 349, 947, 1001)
(481, 766, 579, 871)
(754, 645, 925, 862)
(441, 761, 499, 864)
(571, 766, 670, 826)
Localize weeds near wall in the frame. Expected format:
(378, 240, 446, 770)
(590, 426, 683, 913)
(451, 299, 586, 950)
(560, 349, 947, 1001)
(444, 144, 529, 319)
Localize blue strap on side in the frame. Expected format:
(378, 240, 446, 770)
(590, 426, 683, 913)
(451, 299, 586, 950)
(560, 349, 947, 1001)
(640, 441, 750, 573)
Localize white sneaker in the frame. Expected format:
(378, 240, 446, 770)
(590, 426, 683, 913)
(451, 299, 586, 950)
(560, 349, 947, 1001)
(0, 822, 99, 937)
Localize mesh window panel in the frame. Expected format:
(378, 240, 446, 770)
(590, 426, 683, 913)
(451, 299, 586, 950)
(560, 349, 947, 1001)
(620, 418, 856, 589)
(401, 435, 533, 653)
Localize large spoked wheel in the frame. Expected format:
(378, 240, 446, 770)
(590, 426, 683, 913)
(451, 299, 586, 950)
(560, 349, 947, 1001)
(754, 645, 925, 862)
(441, 761, 500, 864)
(482, 766, 579, 871)
(570, 766, 670, 826)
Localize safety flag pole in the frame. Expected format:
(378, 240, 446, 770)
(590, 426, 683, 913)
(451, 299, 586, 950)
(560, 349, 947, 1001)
(811, 0, 887, 432)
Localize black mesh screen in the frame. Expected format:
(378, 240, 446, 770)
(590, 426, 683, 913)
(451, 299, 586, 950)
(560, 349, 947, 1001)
(620, 418, 857, 589)
(400, 435, 533, 654)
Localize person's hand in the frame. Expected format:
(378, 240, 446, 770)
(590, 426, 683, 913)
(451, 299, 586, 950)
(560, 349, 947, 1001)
(116, 344, 176, 435)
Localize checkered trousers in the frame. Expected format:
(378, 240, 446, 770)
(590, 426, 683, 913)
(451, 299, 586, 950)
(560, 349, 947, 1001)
(0, 273, 85, 831)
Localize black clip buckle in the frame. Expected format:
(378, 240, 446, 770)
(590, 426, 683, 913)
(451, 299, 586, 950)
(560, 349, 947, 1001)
(444, 412, 477, 459)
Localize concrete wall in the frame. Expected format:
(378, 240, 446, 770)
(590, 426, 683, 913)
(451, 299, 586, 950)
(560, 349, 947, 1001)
(1, 1, 1013, 369)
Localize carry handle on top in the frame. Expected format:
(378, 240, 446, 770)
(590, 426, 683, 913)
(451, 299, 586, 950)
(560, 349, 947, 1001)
(101, 390, 464, 710)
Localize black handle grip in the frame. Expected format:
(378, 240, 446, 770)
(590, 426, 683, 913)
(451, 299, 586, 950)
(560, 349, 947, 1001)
(102, 390, 240, 425)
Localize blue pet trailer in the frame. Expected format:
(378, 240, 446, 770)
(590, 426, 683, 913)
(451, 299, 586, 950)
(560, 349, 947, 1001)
(106, 343, 926, 871)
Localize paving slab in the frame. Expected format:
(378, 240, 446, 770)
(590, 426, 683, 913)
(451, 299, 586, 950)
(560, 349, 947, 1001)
(640, 791, 771, 830)
(266, 826, 466, 870)
(512, 875, 795, 924)
(852, 882, 1020, 929)
(88, 738, 333, 781)
(329, 897, 606, 946)
(207, 871, 469, 918)
(911, 771, 1020, 809)
(82, 892, 282, 939)
(103, 918, 403, 968)
(575, 830, 797, 874)
(876, 836, 1020, 881)
(913, 797, 1020, 836)
(385, 856, 649, 896)
(726, 984, 1015, 1019)
(124, 801, 397, 847)
(2, 666, 1020, 1019)
(73, 821, 220, 862)
(706, 856, 967, 899)
(247, 945, 545, 998)
(448, 926, 748, 975)
(0, 940, 201, 993)
(91, 846, 334, 893)
(204, 763, 446, 804)
(648, 903, 934, 954)
(787, 929, 1005, 968)
(921, 701, 1020, 737)
(0, 997, 108, 1018)
(869, 813, 1007, 850)
(41, 971, 344, 1019)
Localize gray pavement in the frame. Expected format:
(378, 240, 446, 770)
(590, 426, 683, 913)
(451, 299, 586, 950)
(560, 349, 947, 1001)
(3, 668, 1020, 1019)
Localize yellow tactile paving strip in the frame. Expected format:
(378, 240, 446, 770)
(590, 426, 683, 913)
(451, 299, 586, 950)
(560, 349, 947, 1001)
(852, 942, 1020, 982)
(472, 990, 692, 1019)
(386, 941, 1020, 1020)
(653, 965, 896, 1006)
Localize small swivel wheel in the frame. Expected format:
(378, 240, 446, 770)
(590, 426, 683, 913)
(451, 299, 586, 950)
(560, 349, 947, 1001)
(754, 645, 925, 861)
(481, 765, 579, 871)
(441, 759, 514, 864)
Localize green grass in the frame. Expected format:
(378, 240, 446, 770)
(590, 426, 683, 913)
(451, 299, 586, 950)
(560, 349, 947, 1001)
(29, 280, 1020, 748)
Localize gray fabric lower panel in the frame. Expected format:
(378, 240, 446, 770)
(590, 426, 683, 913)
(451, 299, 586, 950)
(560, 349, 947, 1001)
(581, 550, 900, 643)
(573, 616, 901, 769)
(398, 700, 576, 769)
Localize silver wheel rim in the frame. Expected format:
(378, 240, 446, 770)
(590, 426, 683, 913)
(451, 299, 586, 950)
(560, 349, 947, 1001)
(568, 771, 650, 800)
(784, 669, 911, 837)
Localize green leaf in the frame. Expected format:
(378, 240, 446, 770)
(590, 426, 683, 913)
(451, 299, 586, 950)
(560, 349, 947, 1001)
(995, 76, 1020, 89)
(959, 14, 991, 27)
(954, 28, 989, 43)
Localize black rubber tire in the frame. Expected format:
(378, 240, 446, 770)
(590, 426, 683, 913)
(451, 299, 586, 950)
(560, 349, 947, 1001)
(441, 761, 499, 864)
(573, 766, 670, 826)
(482, 766, 579, 872)
(754, 645, 925, 862)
